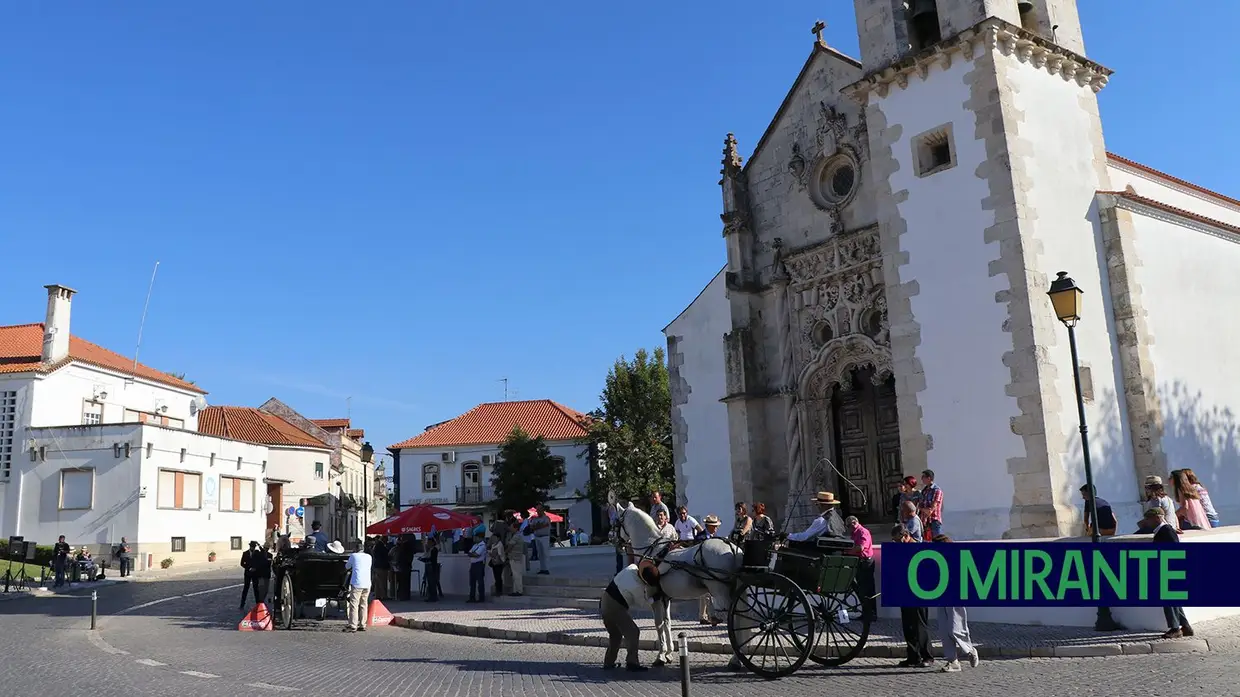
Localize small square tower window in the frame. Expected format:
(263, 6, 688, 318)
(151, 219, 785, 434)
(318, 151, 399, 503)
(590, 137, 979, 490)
(912, 124, 956, 177)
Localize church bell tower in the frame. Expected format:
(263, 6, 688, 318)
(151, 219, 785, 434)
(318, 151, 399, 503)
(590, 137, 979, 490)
(847, 0, 1119, 539)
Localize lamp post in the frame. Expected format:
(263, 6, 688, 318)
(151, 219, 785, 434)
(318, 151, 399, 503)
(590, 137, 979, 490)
(1047, 271, 1125, 632)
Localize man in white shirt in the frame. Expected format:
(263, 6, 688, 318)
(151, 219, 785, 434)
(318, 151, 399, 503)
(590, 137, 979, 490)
(343, 544, 373, 633)
(600, 563, 660, 672)
(654, 509, 678, 546)
(673, 507, 702, 541)
(787, 491, 848, 547)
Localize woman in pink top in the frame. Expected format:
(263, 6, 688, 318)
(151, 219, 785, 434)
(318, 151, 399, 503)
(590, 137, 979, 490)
(1171, 470, 1210, 530)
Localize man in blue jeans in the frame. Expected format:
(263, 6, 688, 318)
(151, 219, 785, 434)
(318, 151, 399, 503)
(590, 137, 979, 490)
(1147, 507, 1194, 638)
(466, 533, 487, 603)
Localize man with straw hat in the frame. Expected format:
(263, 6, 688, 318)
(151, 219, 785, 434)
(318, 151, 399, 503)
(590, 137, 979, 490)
(786, 491, 849, 548)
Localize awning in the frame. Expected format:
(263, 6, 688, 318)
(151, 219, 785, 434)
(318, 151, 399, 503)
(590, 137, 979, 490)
(305, 493, 335, 506)
(263, 477, 293, 484)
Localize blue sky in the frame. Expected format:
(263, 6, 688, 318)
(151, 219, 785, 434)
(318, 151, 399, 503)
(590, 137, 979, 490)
(1, 2, 1235, 461)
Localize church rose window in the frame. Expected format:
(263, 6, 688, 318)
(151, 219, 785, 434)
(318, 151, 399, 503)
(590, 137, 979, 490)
(814, 153, 859, 208)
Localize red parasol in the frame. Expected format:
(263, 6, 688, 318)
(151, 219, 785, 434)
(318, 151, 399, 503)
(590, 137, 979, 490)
(366, 504, 481, 535)
(528, 508, 564, 523)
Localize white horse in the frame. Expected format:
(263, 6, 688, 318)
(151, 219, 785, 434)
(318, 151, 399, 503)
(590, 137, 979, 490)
(612, 502, 748, 668)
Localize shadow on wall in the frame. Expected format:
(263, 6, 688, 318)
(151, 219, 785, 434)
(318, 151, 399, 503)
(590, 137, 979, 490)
(1067, 381, 1240, 526)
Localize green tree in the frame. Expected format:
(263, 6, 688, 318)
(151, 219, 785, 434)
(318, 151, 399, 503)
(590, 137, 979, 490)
(582, 347, 674, 507)
(490, 427, 567, 514)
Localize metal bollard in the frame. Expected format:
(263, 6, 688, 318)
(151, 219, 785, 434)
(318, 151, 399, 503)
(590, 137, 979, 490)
(679, 631, 691, 696)
(90, 590, 98, 630)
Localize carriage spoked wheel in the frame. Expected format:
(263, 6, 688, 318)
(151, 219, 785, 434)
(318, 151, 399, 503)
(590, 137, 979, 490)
(807, 584, 870, 666)
(726, 571, 816, 679)
(278, 575, 295, 630)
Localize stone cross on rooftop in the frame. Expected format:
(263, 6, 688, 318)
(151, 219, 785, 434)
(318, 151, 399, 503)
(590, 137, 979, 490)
(812, 20, 826, 45)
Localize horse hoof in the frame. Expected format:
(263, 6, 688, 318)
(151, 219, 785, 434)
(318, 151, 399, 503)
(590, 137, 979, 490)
(651, 658, 666, 668)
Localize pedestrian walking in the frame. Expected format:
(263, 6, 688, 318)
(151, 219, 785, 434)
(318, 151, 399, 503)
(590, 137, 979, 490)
(600, 563, 660, 672)
(930, 535, 979, 672)
(343, 542, 372, 633)
(467, 532, 487, 603)
(890, 525, 933, 667)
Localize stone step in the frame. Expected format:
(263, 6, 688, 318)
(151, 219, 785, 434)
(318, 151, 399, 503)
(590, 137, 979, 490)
(520, 573, 609, 588)
(520, 583, 606, 599)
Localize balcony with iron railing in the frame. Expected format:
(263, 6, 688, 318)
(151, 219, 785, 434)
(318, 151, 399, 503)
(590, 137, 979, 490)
(455, 485, 494, 505)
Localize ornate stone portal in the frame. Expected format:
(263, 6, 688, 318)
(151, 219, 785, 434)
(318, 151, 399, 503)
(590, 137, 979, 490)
(777, 226, 896, 527)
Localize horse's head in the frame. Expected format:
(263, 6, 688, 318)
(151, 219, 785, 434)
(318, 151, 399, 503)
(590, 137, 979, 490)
(615, 502, 659, 552)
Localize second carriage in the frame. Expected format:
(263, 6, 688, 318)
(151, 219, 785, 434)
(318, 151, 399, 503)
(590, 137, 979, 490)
(724, 535, 872, 679)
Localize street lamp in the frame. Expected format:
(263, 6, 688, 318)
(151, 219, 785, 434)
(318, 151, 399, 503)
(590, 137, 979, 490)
(1046, 271, 1125, 632)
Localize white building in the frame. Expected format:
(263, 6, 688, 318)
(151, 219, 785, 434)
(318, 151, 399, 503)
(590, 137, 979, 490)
(195, 406, 334, 542)
(0, 284, 267, 566)
(389, 399, 599, 538)
(667, 1, 1240, 540)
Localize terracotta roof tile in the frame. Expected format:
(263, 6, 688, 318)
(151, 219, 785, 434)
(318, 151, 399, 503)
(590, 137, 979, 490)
(347, 428, 364, 439)
(1107, 153, 1240, 210)
(311, 418, 350, 429)
(390, 399, 592, 450)
(1098, 190, 1240, 239)
(198, 406, 330, 449)
(0, 322, 205, 393)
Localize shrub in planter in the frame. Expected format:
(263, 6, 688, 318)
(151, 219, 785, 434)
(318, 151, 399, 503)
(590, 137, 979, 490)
(160, 557, 174, 569)
(208, 551, 217, 562)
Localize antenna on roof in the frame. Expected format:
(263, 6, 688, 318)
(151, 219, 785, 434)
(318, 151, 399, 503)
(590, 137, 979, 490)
(128, 261, 161, 387)
(346, 396, 352, 420)
(498, 377, 509, 401)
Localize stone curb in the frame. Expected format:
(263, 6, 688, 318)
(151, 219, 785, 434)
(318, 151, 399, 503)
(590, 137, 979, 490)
(390, 616, 1213, 659)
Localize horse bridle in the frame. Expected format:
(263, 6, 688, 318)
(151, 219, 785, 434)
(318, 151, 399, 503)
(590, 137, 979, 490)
(614, 507, 673, 562)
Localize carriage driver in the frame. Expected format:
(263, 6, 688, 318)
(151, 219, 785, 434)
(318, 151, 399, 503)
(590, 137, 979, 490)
(785, 491, 849, 547)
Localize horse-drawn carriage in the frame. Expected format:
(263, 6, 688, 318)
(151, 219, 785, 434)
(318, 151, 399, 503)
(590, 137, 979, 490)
(726, 535, 871, 678)
(272, 545, 350, 630)
(616, 499, 873, 679)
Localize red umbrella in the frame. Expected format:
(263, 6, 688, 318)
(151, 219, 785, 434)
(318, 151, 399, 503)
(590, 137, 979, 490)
(528, 508, 564, 523)
(366, 504, 481, 535)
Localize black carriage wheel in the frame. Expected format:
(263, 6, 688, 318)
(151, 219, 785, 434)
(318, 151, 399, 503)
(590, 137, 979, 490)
(279, 575, 295, 630)
(726, 572, 815, 679)
(807, 584, 870, 666)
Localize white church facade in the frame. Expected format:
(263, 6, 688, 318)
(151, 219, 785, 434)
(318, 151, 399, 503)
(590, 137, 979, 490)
(667, 0, 1240, 541)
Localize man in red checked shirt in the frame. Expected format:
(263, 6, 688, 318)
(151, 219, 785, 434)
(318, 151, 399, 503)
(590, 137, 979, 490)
(844, 516, 878, 622)
(918, 469, 944, 540)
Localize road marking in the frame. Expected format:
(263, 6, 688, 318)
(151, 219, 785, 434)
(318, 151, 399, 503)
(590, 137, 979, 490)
(247, 683, 300, 692)
(179, 671, 220, 679)
(135, 658, 166, 666)
(114, 584, 242, 616)
(86, 630, 129, 655)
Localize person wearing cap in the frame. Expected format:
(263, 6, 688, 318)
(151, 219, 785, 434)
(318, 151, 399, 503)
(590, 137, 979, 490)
(694, 515, 723, 623)
(239, 540, 265, 610)
(786, 491, 848, 547)
(1144, 476, 1180, 532)
(600, 563, 661, 672)
(1141, 507, 1194, 638)
(306, 520, 329, 553)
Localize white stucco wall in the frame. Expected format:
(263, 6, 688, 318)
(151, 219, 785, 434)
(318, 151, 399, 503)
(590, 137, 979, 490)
(29, 363, 201, 431)
(265, 444, 332, 527)
(1126, 208, 1240, 523)
(1002, 54, 1136, 522)
(10, 424, 267, 564)
(872, 55, 1023, 539)
(1107, 160, 1240, 228)
(666, 269, 735, 532)
(396, 440, 595, 537)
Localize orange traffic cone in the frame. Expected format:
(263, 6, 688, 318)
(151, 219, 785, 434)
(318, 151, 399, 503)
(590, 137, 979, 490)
(366, 599, 394, 627)
(238, 602, 273, 631)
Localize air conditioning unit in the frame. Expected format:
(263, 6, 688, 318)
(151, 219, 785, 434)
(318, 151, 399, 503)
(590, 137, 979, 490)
(481, 455, 494, 465)
(441, 451, 456, 463)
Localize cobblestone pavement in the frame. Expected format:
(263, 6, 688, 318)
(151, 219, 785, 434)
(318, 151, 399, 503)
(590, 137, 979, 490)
(2, 567, 1238, 697)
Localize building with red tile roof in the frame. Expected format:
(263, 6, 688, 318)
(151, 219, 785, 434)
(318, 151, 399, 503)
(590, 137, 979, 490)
(389, 399, 591, 450)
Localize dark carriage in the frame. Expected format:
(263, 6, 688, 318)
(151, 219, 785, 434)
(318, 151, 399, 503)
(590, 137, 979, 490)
(726, 536, 871, 678)
(271, 546, 350, 630)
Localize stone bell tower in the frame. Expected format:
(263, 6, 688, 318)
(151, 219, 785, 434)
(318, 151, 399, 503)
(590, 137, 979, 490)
(846, 0, 1123, 539)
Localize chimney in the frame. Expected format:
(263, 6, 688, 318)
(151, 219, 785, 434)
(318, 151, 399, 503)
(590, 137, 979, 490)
(42, 284, 77, 363)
